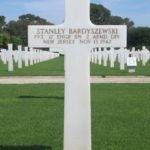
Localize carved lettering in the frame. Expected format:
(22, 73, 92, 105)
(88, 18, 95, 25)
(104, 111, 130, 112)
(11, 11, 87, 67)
(30, 27, 124, 46)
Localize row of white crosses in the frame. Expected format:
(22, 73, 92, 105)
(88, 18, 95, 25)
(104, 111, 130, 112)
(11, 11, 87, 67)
(130, 46, 150, 66)
(91, 46, 150, 70)
(0, 44, 60, 72)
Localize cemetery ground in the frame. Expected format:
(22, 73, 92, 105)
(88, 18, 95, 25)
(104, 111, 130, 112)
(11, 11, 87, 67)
(0, 84, 150, 150)
(0, 54, 150, 150)
(0, 56, 150, 76)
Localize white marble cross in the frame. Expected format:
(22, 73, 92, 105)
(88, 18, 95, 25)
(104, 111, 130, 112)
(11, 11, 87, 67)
(24, 47, 29, 67)
(7, 44, 13, 72)
(120, 48, 125, 70)
(18, 45, 23, 69)
(28, 0, 127, 150)
(110, 48, 115, 68)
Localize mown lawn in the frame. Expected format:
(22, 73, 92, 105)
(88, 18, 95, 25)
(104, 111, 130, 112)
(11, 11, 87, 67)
(0, 56, 150, 76)
(91, 60, 150, 76)
(0, 57, 64, 76)
(0, 84, 150, 150)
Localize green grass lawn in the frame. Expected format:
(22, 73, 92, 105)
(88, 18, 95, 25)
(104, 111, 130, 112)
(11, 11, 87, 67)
(0, 56, 150, 76)
(0, 57, 64, 76)
(0, 84, 150, 150)
(91, 60, 150, 76)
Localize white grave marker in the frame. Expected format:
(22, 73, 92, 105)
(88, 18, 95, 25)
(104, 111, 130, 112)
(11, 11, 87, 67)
(24, 47, 29, 67)
(8, 44, 13, 72)
(103, 48, 108, 67)
(18, 45, 23, 69)
(94, 48, 98, 64)
(29, 48, 34, 65)
(127, 55, 137, 73)
(110, 48, 115, 68)
(28, 0, 127, 150)
(120, 48, 125, 70)
(98, 48, 102, 65)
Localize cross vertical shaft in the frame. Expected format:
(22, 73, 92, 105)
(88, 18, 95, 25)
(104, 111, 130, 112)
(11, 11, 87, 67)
(64, 1, 92, 150)
(64, 46, 91, 150)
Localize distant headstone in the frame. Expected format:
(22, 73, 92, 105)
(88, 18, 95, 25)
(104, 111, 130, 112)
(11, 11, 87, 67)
(120, 48, 125, 70)
(103, 48, 108, 67)
(127, 55, 137, 73)
(29, 48, 34, 65)
(18, 45, 23, 69)
(1, 49, 7, 64)
(24, 47, 29, 67)
(7, 44, 13, 72)
(110, 48, 115, 68)
(98, 48, 102, 65)
(142, 46, 149, 66)
(94, 48, 98, 64)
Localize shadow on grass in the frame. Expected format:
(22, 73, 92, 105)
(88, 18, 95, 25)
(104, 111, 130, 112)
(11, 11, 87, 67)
(18, 96, 64, 100)
(0, 145, 51, 150)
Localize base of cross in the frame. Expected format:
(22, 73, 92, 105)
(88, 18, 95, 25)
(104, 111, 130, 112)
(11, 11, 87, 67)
(64, 47, 91, 150)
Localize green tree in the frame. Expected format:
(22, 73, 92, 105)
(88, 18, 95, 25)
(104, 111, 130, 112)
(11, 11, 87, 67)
(90, 3, 111, 25)
(109, 16, 124, 25)
(10, 36, 22, 49)
(6, 14, 53, 46)
(0, 16, 6, 32)
(18, 14, 53, 25)
(90, 3, 134, 28)
(0, 32, 10, 48)
(128, 27, 150, 49)
(0, 32, 22, 49)
(109, 16, 134, 28)
(124, 18, 134, 28)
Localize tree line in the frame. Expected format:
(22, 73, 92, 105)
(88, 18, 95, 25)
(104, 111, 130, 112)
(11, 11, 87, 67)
(0, 3, 150, 49)
(0, 14, 52, 49)
(90, 4, 150, 50)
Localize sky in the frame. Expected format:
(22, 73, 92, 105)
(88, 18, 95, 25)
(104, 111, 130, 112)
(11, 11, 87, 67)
(0, 0, 150, 27)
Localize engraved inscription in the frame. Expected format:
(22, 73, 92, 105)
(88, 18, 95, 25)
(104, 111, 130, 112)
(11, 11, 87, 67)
(29, 26, 127, 47)
(33, 28, 120, 45)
